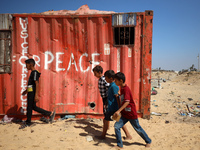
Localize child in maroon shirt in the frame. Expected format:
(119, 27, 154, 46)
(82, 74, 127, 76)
(113, 72, 151, 149)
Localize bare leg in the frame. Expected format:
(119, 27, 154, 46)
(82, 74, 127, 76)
(101, 120, 109, 139)
(122, 124, 132, 140)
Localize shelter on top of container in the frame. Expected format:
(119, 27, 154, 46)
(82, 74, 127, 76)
(0, 5, 153, 120)
(41, 4, 115, 15)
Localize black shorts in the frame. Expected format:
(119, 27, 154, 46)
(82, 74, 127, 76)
(104, 111, 115, 121)
(102, 97, 108, 106)
(102, 97, 108, 116)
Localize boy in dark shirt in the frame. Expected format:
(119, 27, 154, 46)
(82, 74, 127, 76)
(113, 72, 151, 148)
(19, 59, 55, 129)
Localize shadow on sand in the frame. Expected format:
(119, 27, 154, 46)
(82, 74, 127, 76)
(66, 119, 145, 148)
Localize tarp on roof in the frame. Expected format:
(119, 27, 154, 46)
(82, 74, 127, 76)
(41, 5, 115, 15)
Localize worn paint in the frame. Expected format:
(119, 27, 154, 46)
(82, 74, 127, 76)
(0, 9, 153, 119)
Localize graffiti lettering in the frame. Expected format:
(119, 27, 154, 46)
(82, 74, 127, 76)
(25, 51, 100, 72)
(91, 53, 100, 71)
(44, 51, 54, 70)
(33, 55, 40, 67)
(40, 51, 99, 72)
(79, 53, 90, 72)
(67, 53, 78, 71)
(56, 52, 65, 71)
(19, 18, 28, 114)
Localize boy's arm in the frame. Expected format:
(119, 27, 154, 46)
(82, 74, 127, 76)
(34, 80, 39, 102)
(22, 89, 27, 95)
(114, 101, 130, 117)
(115, 94, 121, 108)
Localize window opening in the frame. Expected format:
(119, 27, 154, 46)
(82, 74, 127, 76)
(0, 30, 11, 73)
(114, 27, 135, 46)
(112, 13, 136, 46)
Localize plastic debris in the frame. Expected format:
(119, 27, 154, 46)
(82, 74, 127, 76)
(178, 112, 187, 116)
(2, 115, 14, 123)
(188, 113, 195, 117)
(151, 90, 157, 95)
(152, 103, 158, 107)
(151, 112, 162, 116)
(61, 115, 76, 120)
(86, 136, 93, 142)
(172, 100, 200, 117)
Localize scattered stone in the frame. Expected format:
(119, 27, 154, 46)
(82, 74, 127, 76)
(188, 98, 193, 101)
(165, 120, 170, 124)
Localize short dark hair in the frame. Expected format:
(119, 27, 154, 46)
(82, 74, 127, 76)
(92, 65, 103, 73)
(25, 58, 35, 66)
(115, 72, 126, 83)
(104, 70, 115, 79)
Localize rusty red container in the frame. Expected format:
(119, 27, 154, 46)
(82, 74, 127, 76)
(0, 8, 153, 119)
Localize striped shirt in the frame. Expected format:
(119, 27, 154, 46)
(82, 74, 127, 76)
(98, 76, 109, 98)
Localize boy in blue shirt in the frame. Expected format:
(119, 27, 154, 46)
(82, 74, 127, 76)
(99, 70, 131, 140)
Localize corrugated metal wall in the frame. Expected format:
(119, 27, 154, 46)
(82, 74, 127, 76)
(0, 11, 153, 119)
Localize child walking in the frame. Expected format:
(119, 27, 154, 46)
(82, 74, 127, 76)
(96, 69, 131, 139)
(113, 72, 151, 148)
(19, 58, 55, 129)
(92, 65, 109, 115)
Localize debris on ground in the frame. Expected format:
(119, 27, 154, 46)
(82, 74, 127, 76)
(61, 115, 76, 120)
(86, 136, 93, 142)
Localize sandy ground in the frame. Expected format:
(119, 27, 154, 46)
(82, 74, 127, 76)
(0, 71, 200, 150)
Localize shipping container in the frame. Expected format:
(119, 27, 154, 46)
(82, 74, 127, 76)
(0, 5, 153, 119)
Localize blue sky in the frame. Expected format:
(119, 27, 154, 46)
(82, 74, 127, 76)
(1, 0, 199, 71)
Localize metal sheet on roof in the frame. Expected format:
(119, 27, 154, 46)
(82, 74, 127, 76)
(0, 14, 12, 29)
(112, 13, 136, 26)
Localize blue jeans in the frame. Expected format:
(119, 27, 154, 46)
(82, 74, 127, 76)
(114, 116, 151, 148)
